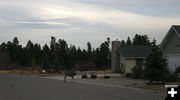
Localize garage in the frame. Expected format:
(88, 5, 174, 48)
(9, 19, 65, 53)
(167, 54, 180, 71)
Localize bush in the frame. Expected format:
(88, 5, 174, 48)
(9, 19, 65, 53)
(165, 73, 177, 82)
(91, 74, 97, 79)
(81, 74, 88, 79)
(125, 73, 132, 77)
(175, 66, 180, 73)
(104, 75, 111, 79)
(132, 66, 144, 79)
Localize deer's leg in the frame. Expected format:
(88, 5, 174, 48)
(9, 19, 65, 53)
(64, 75, 66, 82)
(72, 76, 74, 79)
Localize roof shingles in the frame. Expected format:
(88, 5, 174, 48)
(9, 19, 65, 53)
(117, 45, 152, 58)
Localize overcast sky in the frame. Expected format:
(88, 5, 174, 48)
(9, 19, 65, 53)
(0, 0, 180, 49)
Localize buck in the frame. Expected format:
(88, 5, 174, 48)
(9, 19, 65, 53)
(64, 70, 76, 82)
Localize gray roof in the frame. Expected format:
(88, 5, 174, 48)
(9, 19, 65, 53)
(117, 45, 152, 58)
(173, 25, 180, 36)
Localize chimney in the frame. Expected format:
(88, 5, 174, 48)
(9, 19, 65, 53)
(111, 40, 121, 73)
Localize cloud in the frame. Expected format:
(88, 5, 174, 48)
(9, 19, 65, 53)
(16, 21, 71, 26)
(0, 0, 180, 29)
(35, 4, 180, 29)
(0, 0, 180, 48)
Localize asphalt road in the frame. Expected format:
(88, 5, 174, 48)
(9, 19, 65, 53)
(0, 74, 165, 100)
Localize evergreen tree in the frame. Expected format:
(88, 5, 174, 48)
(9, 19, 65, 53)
(42, 44, 50, 70)
(0, 44, 10, 68)
(26, 40, 33, 49)
(87, 42, 92, 54)
(43, 44, 50, 54)
(53, 58, 60, 72)
(121, 40, 126, 46)
(11, 37, 22, 66)
(97, 38, 110, 69)
(76, 47, 82, 61)
(133, 34, 150, 45)
(145, 40, 168, 82)
(49, 36, 57, 68)
(13, 37, 19, 46)
(42, 55, 50, 70)
(24, 40, 34, 66)
(58, 39, 68, 69)
(69, 45, 77, 66)
(50, 36, 56, 52)
(126, 37, 132, 45)
(33, 43, 42, 65)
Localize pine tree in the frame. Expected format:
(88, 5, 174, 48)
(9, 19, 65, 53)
(97, 38, 111, 69)
(126, 37, 132, 45)
(145, 40, 168, 83)
(121, 40, 126, 46)
(58, 39, 68, 69)
(133, 34, 150, 45)
(87, 42, 92, 54)
(13, 37, 19, 46)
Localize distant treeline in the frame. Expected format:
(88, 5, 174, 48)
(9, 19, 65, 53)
(0, 34, 152, 72)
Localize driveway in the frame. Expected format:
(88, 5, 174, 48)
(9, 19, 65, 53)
(0, 74, 165, 100)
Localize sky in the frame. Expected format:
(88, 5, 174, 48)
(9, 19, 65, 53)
(0, 0, 180, 49)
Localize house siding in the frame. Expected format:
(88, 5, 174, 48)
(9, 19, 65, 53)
(120, 55, 125, 73)
(124, 58, 146, 73)
(162, 30, 180, 57)
(125, 58, 136, 73)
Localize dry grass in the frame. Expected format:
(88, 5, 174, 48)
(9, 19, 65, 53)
(76, 69, 112, 75)
(136, 82, 180, 91)
(0, 70, 11, 74)
(30, 73, 63, 77)
(138, 84, 165, 91)
(0, 69, 63, 77)
(0, 69, 112, 77)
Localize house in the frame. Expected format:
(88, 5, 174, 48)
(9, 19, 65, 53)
(160, 25, 180, 71)
(111, 41, 152, 73)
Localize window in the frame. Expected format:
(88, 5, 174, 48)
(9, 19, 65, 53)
(136, 59, 143, 66)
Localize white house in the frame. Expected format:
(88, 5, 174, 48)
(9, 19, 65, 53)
(160, 25, 180, 71)
(111, 25, 180, 73)
(111, 41, 152, 73)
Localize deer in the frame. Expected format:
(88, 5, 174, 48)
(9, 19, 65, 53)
(64, 69, 76, 82)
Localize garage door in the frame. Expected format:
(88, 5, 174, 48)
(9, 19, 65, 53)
(168, 55, 180, 71)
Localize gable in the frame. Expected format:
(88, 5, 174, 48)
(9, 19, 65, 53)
(161, 27, 180, 55)
(160, 25, 180, 49)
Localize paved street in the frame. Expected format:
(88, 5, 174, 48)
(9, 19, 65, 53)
(0, 74, 165, 100)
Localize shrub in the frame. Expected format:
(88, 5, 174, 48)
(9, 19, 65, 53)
(81, 74, 88, 79)
(165, 73, 177, 82)
(131, 66, 144, 79)
(175, 66, 180, 82)
(175, 66, 180, 73)
(104, 75, 111, 79)
(125, 73, 132, 78)
(91, 74, 97, 79)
